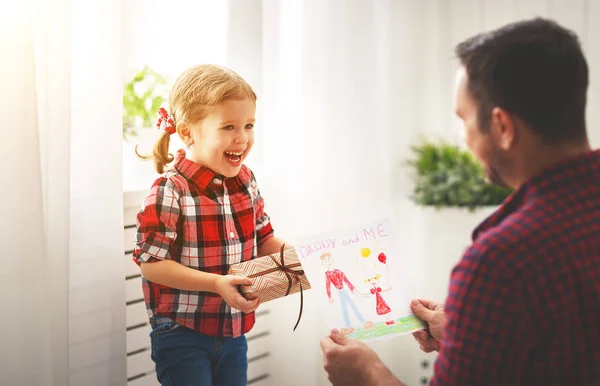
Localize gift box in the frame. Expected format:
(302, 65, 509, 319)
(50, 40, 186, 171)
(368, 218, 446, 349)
(228, 244, 311, 330)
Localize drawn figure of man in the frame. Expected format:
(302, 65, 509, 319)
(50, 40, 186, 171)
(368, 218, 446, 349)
(321, 252, 375, 335)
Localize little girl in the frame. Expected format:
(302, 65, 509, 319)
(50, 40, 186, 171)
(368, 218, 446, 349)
(133, 64, 285, 386)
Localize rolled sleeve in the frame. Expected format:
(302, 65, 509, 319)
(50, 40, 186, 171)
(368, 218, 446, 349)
(133, 178, 181, 265)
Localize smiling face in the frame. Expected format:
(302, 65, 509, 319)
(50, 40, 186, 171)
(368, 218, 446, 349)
(185, 98, 256, 177)
(454, 67, 511, 187)
(366, 276, 380, 288)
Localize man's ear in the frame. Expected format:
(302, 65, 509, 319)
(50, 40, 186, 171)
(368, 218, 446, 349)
(490, 107, 517, 150)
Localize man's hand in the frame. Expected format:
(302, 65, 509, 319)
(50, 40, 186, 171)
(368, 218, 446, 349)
(329, 297, 335, 303)
(411, 299, 446, 353)
(320, 329, 405, 386)
(215, 275, 260, 313)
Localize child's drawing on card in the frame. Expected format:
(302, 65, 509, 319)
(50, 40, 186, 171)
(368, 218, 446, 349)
(292, 219, 425, 341)
(363, 274, 394, 325)
(320, 252, 376, 335)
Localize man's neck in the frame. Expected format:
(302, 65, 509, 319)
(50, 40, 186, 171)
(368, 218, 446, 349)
(513, 139, 591, 188)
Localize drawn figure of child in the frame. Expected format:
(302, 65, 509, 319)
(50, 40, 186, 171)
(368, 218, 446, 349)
(364, 274, 395, 325)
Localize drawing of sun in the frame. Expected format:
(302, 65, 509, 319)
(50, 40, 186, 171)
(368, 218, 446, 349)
(353, 247, 374, 271)
(352, 241, 387, 273)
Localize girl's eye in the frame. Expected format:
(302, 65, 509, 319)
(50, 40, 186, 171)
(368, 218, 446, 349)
(223, 125, 234, 131)
(245, 124, 254, 129)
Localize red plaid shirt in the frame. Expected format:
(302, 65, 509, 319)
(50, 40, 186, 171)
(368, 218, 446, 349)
(432, 150, 600, 386)
(133, 151, 274, 337)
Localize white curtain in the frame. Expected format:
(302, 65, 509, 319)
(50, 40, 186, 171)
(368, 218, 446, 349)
(1, 0, 126, 385)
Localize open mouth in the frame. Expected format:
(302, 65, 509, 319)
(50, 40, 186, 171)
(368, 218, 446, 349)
(224, 151, 244, 164)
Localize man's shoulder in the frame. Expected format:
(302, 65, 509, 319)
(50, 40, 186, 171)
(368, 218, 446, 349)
(463, 200, 555, 273)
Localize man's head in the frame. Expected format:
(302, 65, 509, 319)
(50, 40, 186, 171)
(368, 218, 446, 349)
(454, 18, 589, 188)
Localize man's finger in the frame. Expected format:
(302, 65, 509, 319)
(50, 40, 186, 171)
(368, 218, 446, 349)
(320, 335, 338, 353)
(412, 330, 429, 340)
(415, 337, 440, 350)
(415, 299, 439, 309)
(329, 329, 349, 346)
(411, 299, 436, 322)
(413, 332, 437, 346)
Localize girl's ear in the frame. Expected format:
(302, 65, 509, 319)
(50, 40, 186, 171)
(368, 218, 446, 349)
(177, 122, 194, 147)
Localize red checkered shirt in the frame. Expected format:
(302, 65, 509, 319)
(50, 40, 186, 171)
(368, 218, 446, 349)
(431, 150, 600, 386)
(133, 151, 274, 337)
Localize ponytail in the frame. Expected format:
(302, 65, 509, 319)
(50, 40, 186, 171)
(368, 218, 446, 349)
(135, 130, 174, 174)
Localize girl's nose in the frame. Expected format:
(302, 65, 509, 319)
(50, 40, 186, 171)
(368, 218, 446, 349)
(235, 129, 248, 143)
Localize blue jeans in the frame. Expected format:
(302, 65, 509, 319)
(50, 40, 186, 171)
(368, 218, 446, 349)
(338, 287, 365, 327)
(150, 316, 248, 386)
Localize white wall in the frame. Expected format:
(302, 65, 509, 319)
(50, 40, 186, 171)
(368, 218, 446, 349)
(2, 1, 127, 385)
(122, 0, 231, 192)
(122, 0, 229, 81)
(414, 0, 600, 147)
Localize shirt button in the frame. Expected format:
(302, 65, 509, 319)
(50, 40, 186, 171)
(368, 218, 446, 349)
(213, 178, 222, 185)
(229, 231, 235, 238)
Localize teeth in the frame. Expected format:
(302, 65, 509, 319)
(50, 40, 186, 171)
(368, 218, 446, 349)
(225, 152, 243, 156)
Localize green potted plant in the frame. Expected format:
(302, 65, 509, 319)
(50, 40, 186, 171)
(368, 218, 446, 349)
(408, 140, 512, 211)
(122, 66, 168, 139)
(405, 139, 513, 303)
(122, 66, 168, 192)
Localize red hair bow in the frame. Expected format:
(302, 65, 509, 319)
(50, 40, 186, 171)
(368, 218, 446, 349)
(156, 107, 176, 134)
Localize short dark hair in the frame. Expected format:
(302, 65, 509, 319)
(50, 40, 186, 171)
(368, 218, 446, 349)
(455, 18, 588, 143)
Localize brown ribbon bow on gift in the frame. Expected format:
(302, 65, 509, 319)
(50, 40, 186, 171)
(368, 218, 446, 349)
(248, 244, 305, 331)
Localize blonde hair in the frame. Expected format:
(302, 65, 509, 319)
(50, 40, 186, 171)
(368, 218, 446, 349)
(320, 252, 332, 260)
(364, 274, 382, 284)
(137, 64, 257, 173)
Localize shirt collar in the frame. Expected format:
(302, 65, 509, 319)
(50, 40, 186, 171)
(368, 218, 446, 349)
(472, 149, 600, 241)
(173, 149, 225, 191)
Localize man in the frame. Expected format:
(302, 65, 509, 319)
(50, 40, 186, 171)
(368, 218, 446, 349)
(321, 18, 600, 386)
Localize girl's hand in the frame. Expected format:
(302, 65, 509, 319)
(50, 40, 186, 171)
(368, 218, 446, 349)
(215, 275, 261, 313)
